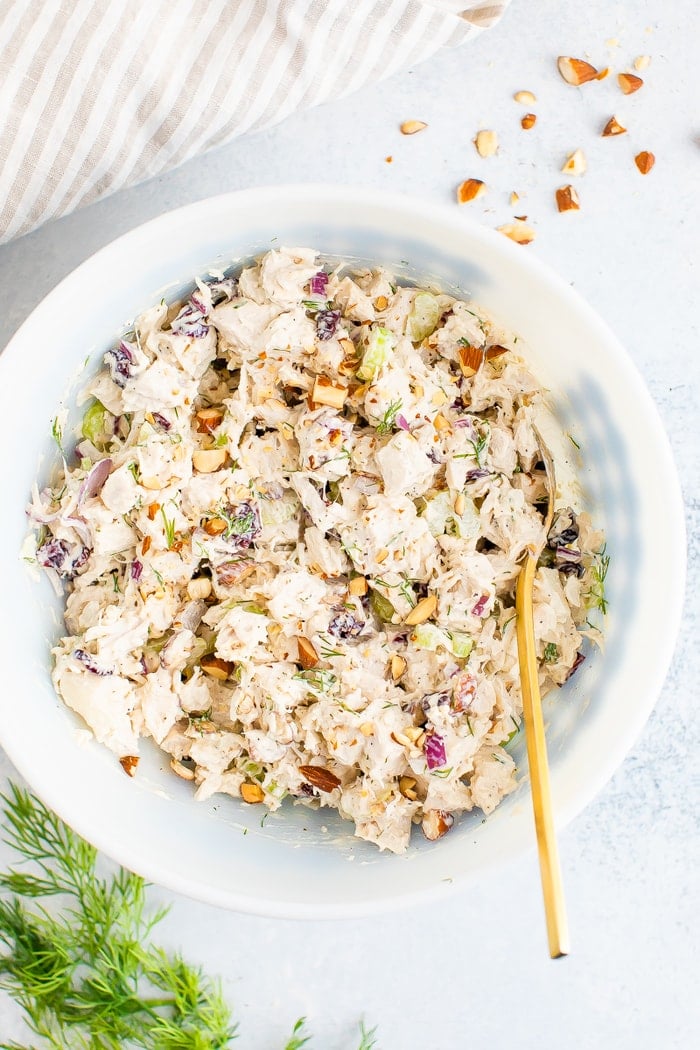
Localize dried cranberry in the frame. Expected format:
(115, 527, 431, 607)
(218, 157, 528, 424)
(315, 309, 341, 341)
(105, 341, 136, 387)
(328, 610, 364, 639)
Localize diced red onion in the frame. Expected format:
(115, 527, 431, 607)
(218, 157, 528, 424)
(424, 732, 447, 770)
(309, 271, 328, 296)
(566, 652, 586, 680)
(471, 594, 489, 617)
(396, 414, 410, 431)
(130, 559, 143, 581)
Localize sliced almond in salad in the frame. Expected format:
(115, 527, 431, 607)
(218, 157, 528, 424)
(192, 448, 228, 473)
(170, 758, 195, 781)
(195, 407, 224, 433)
(311, 376, 347, 409)
(240, 782, 265, 804)
(348, 575, 368, 596)
(187, 576, 212, 600)
(299, 765, 341, 792)
(458, 343, 484, 377)
(399, 775, 418, 801)
(297, 636, 319, 669)
(422, 809, 454, 841)
(390, 653, 407, 680)
(203, 517, 228, 535)
(200, 654, 235, 679)
(404, 594, 437, 626)
(557, 56, 599, 85)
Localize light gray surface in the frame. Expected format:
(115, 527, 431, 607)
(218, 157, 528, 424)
(0, 1, 698, 1046)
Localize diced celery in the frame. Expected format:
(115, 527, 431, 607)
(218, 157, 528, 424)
(260, 494, 298, 527)
(357, 325, 396, 381)
(449, 631, 474, 658)
(412, 623, 449, 651)
(422, 491, 453, 537)
(81, 400, 109, 446)
(369, 589, 395, 622)
(406, 292, 440, 343)
(453, 495, 481, 541)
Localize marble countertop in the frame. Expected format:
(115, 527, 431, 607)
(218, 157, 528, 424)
(0, 1, 697, 1046)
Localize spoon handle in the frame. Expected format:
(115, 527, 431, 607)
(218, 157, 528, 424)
(516, 552, 570, 959)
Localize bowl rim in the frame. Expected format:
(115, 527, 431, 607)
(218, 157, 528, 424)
(0, 183, 687, 917)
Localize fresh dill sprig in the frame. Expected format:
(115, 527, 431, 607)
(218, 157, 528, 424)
(469, 431, 489, 468)
(586, 545, 610, 615)
(160, 506, 176, 549)
(285, 1017, 312, 1049)
(50, 416, 64, 455)
(375, 399, 403, 436)
(0, 783, 236, 1049)
(358, 1021, 379, 1049)
(543, 642, 559, 663)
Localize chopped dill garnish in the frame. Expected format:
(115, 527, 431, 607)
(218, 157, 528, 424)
(543, 642, 559, 663)
(586, 545, 610, 614)
(160, 506, 176, 548)
(375, 398, 403, 435)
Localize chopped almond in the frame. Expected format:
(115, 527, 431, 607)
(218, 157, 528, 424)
(195, 407, 224, 433)
(141, 535, 152, 555)
(513, 90, 536, 105)
(170, 757, 195, 781)
(521, 113, 537, 130)
(557, 56, 599, 85)
(147, 502, 160, 520)
(474, 129, 498, 157)
(375, 548, 389, 564)
(404, 594, 437, 626)
(240, 782, 265, 804)
(497, 222, 536, 245)
(634, 55, 651, 72)
(556, 185, 581, 212)
(192, 448, 228, 473)
(432, 413, 450, 432)
(374, 295, 388, 311)
(390, 653, 407, 680)
(400, 119, 428, 135)
(458, 343, 484, 377)
(119, 756, 139, 777)
(297, 636, 319, 669)
(596, 66, 610, 81)
(618, 72, 643, 94)
(298, 765, 341, 792)
(602, 116, 627, 137)
(562, 148, 587, 176)
(399, 775, 418, 801)
(454, 492, 466, 516)
(457, 178, 487, 204)
(509, 191, 520, 206)
(485, 344, 509, 361)
(200, 654, 235, 680)
(422, 809, 454, 841)
(311, 376, 347, 409)
(634, 150, 655, 174)
(348, 575, 368, 596)
(203, 517, 228, 536)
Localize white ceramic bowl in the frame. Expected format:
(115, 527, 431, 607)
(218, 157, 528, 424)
(0, 186, 685, 917)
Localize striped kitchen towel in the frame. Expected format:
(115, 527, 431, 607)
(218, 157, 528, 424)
(0, 0, 508, 245)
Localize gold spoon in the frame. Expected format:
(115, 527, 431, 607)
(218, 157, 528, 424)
(515, 426, 570, 959)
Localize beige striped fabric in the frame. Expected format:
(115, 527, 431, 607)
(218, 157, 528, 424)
(0, 0, 508, 244)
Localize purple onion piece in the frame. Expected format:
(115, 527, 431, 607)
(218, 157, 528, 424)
(328, 610, 364, 639)
(471, 594, 489, 617)
(466, 468, 490, 481)
(421, 692, 450, 713)
(453, 417, 475, 430)
(74, 649, 112, 676)
(78, 458, 113, 504)
(309, 271, 329, 296)
(566, 651, 586, 680)
(151, 411, 171, 431)
(105, 341, 136, 388)
(215, 559, 254, 586)
(555, 545, 582, 564)
(220, 501, 262, 550)
(396, 414, 410, 431)
(71, 546, 90, 572)
(130, 559, 143, 581)
(315, 309, 341, 341)
(37, 538, 71, 571)
(424, 732, 447, 770)
(171, 297, 210, 339)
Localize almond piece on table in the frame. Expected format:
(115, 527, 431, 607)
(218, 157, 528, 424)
(422, 809, 454, 841)
(557, 56, 599, 85)
(119, 755, 139, 777)
(297, 636, 319, 670)
(299, 765, 341, 792)
(618, 72, 643, 94)
(634, 55, 651, 72)
(192, 448, 228, 473)
(513, 90, 536, 105)
(497, 222, 536, 245)
(400, 119, 428, 135)
(200, 654, 235, 680)
(311, 376, 347, 409)
(195, 407, 224, 433)
(562, 148, 587, 176)
(634, 151, 655, 174)
(458, 343, 484, 377)
(601, 115, 627, 137)
(457, 178, 487, 204)
(474, 129, 498, 157)
(556, 185, 581, 212)
(509, 191, 520, 206)
(521, 113, 537, 130)
(404, 594, 437, 626)
(240, 782, 265, 804)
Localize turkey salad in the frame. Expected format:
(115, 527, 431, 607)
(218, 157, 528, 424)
(26, 248, 605, 853)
